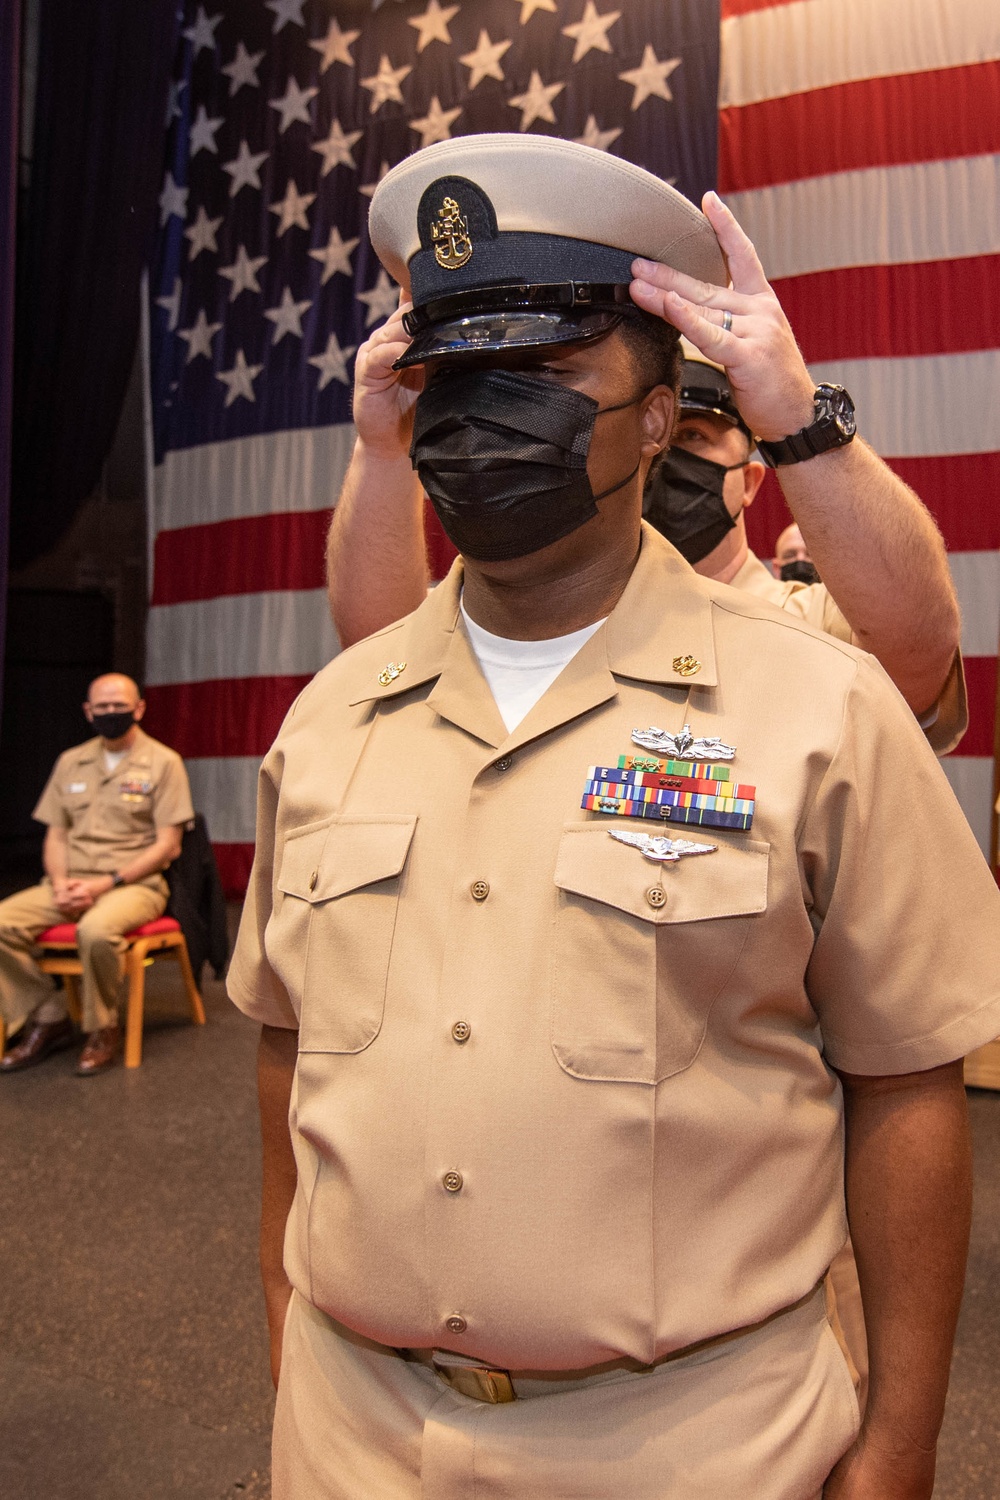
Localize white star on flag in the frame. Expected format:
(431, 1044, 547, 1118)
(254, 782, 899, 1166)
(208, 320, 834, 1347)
(216, 350, 264, 407)
(408, 0, 459, 52)
(575, 113, 622, 151)
(182, 6, 222, 55)
(308, 227, 359, 283)
(308, 333, 357, 390)
(562, 2, 620, 64)
(218, 245, 268, 300)
(189, 104, 224, 156)
(508, 70, 564, 130)
(222, 42, 264, 96)
(222, 140, 269, 197)
(178, 309, 222, 362)
(269, 180, 316, 235)
(158, 172, 188, 225)
(309, 18, 360, 71)
(459, 30, 511, 90)
(357, 269, 399, 327)
(619, 46, 681, 110)
(185, 206, 224, 259)
(360, 55, 412, 113)
(165, 78, 186, 126)
(311, 120, 362, 175)
(410, 96, 462, 149)
(264, 287, 312, 343)
(359, 161, 391, 199)
(156, 277, 183, 331)
(265, 0, 306, 34)
(269, 77, 318, 132)
(514, 0, 557, 22)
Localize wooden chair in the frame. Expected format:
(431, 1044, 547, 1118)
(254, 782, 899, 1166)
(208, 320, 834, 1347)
(30, 916, 206, 1069)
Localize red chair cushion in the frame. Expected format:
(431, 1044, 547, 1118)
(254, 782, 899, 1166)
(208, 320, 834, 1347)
(38, 916, 181, 945)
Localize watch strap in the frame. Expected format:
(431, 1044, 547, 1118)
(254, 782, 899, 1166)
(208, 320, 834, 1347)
(756, 385, 855, 468)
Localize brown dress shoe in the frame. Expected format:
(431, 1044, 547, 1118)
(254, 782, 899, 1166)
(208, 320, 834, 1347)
(76, 1025, 121, 1076)
(0, 1016, 75, 1072)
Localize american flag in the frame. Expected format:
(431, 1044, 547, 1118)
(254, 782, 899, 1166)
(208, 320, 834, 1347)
(145, 0, 1000, 893)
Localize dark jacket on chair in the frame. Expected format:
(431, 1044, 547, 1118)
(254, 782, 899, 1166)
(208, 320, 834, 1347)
(166, 814, 229, 981)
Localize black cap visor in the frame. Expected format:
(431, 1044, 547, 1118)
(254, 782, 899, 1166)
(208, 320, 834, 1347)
(393, 281, 631, 370)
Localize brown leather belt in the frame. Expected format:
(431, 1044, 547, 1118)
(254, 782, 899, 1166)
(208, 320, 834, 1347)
(405, 1285, 822, 1404)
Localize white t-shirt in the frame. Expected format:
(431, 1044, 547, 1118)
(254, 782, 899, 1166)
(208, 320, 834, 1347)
(461, 601, 606, 733)
(103, 747, 129, 773)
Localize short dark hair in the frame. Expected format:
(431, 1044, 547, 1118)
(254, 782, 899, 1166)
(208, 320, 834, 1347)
(616, 308, 682, 395)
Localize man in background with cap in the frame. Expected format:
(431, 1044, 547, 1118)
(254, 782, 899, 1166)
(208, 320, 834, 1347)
(327, 218, 963, 755)
(230, 136, 1000, 1500)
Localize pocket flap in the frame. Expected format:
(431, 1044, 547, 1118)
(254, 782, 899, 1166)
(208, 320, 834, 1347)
(554, 824, 768, 924)
(278, 815, 417, 903)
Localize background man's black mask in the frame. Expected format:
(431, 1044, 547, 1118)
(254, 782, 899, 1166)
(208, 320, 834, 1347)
(780, 558, 821, 586)
(642, 447, 744, 565)
(410, 367, 640, 563)
(89, 711, 135, 740)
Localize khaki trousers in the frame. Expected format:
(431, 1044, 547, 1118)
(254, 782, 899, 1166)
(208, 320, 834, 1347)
(0, 877, 167, 1034)
(272, 1287, 861, 1500)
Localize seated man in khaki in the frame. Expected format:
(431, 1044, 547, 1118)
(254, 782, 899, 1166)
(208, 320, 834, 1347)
(0, 673, 194, 1075)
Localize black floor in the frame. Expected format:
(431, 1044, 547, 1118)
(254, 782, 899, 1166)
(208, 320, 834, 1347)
(1, 960, 998, 1499)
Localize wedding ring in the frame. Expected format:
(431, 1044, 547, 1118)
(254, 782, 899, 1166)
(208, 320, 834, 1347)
(721, 310, 733, 333)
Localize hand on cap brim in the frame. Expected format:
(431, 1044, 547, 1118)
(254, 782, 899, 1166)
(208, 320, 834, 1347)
(629, 191, 816, 442)
(353, 299, 425, 458)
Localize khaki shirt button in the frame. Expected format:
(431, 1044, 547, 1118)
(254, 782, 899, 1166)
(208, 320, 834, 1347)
(494, 757, 513, 772)
(645, 886, 667, 909)
(451, 1021, 471, 1043)
(471, 880, 490, 902)
(443, 1171, 464, 1193)
(446, 1315, 467, 1334)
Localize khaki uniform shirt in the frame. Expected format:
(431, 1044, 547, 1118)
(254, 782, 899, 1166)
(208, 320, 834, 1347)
(732, 550, 968, 756)
(230, 526, 1000, 1372)
(33, 727, 194, 875)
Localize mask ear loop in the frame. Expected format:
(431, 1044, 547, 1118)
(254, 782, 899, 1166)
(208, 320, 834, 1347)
(590, 391, 647, 502)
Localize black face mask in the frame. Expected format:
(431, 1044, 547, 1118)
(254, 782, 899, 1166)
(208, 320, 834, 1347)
(643, 447, 745, 565)
(410, 367, 642, 563)
(90, 710, 135, 740)
(779, 558, 821, 586)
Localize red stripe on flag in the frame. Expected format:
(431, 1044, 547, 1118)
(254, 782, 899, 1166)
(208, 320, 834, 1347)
(720, 62, 1000, 193)
(721, 0, 792, 16)
(745, 455, 1000, 560)
(954, 655, 996, 758)
(772, 256, 1000, 363)
(151, 510, 332, 606)
(214, 842, 256, 900)
(144, 676, 311, 760)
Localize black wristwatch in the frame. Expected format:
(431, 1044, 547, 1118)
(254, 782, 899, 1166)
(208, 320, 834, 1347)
(756, 384, 857, 468)
(110, 872, 125, 888)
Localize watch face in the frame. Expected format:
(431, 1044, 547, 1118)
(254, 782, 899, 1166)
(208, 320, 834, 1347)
(817, 384, 856, 440)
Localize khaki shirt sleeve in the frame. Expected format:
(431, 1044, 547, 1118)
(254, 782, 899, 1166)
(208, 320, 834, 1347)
(153, 752, 196, 830)
(227, 756, 299, 1029)
(918, 649, 968, 757)
(779, 581, 855, 645)
(801, 654, 1000, 1075)
(32, 755, 71, 827)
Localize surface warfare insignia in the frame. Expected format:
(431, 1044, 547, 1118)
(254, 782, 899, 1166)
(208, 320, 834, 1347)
(431, 196, 473, 271)
(610, 829, 716, 863)
(631, 724, 735, 761)
(377, 661, 407, 687)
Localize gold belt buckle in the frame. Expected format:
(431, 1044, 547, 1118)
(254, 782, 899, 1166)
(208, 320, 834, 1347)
(433, 1362, 517, 1403)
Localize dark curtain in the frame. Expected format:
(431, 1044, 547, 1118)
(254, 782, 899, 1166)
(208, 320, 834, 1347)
(0, 0, 19, 710)
(9, 0, 176, 569)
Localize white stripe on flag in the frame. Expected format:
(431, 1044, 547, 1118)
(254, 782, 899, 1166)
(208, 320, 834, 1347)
(805, 351, 1000, 458)
(941, 756, 995, 858)
(152, 421, 356, 534)
(949, 551, 1000, 658)
(724, 156, 1000, 280)
(720, 0, 1000, 108)
(146, 589, 339, 686)
(186, 756, 261, 844)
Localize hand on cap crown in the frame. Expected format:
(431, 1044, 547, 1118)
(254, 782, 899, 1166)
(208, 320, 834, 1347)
(630, 191, 817, 444)
(353, 299, 425, 459)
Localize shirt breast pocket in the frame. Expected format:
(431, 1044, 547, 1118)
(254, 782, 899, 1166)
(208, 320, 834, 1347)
(272, 814, 417, 1053)
(550, 825, 769, 1084)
